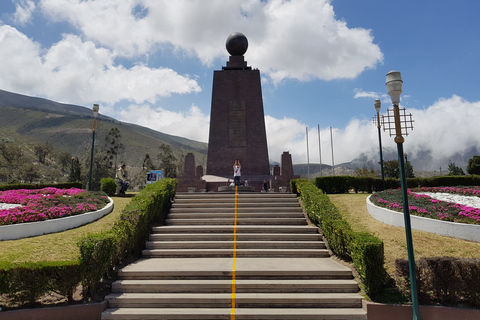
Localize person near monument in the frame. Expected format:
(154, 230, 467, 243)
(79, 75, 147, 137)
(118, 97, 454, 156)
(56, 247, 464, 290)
(116, 164, 129, 195)
(233, 159, 241, 186)
(263, 179, 268, 192)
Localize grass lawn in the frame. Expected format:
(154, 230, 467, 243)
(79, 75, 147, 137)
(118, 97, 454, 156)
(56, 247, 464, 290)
(328, 193, 480, 274)
(0, 196, 132, 267)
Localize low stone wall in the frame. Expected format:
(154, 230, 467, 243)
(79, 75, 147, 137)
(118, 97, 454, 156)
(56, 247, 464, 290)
(0, 197, 114, 241)
(366, 195, 480, 242)
(0, 302, 106, 320)
(364, 301, 480, 320)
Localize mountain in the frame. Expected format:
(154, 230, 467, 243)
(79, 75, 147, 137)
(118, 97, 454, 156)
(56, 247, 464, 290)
(0, 89, 208, 169)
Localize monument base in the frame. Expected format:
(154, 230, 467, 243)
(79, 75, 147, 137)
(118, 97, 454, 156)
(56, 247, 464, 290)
(217, 186, 255, 192)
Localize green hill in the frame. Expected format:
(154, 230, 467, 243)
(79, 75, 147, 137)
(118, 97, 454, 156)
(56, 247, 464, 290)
(0, 90, 208, 182)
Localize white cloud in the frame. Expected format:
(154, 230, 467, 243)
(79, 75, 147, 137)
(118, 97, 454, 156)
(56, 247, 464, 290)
(0, 26, 200, 105)
(118, 103, 210, 143)
(38, 0, 383, 82)
(13, 0, 36, 25)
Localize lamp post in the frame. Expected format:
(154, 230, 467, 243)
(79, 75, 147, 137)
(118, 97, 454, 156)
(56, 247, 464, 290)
(386, 70, 421, 320)
(88, 104, 99, 191)
(374, 99, 385, 190)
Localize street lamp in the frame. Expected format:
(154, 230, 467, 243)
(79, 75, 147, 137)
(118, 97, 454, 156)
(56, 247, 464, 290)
(386, 70, 421, 320)
(88, 104, 99, 191)
(374, 99, 385, 190)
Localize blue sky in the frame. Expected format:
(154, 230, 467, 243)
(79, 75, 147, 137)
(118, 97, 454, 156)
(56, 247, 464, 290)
(1, 0, 480, 171)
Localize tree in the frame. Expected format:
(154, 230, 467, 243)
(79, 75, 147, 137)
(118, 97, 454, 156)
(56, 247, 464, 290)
(0, 142, 22, 166)
(157, 144, 177, 178)
(355, 165, 376, 178)
(103, 127, 124, 173)
(34, 142, 53, 164)
(71, 157, 82, 182)
(467, 156, 480, 175)
(383, 159, 414, 178)
(57, 151, 73, 172)
(142, 154, 155, 171)
(23, 163, 40, 183)
(447, 161, 465, 176)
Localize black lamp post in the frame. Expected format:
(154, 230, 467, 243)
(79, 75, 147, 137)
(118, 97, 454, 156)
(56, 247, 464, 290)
(88, 104, 99, 191)
(386, 70, 421, 320)
(374, 99, 385, 190)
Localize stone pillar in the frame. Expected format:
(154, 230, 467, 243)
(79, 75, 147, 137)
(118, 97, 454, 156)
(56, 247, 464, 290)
(281, 151, 294, 178)
(196, 165, 204, 178)
(184, 153, 195, 178)
(273, 165, 280, 176)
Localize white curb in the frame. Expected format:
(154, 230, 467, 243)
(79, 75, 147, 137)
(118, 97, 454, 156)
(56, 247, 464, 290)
(366, 195, 480, 243)
(0, 197, 114, 241)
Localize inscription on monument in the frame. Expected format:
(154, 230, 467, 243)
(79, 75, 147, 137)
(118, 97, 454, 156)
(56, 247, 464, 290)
(229, 100, 247, 147)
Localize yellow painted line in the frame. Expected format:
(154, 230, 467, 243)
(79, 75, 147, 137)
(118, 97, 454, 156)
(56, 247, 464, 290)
(230, 186, 238, 319)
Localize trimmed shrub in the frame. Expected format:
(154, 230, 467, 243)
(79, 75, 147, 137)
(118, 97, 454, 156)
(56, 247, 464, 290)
(78, 232, 118, 298)
(100, 177, 117, 196)
(294, 179, 387, 300)
(322, 219, 353, 259)
(77, 178, 177, 298)
(395, 257, 480, 307)
(350, 233, 386, 298)
(0, 261, 82, 308)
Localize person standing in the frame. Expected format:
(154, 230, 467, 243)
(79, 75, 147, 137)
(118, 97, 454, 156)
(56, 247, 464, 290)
(233, 159, 241, 186)
(116, 164, 129, 195)
(263, 179, 268, 192)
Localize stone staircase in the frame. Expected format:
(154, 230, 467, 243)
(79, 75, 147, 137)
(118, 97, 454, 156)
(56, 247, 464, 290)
(102, 192, 367, 319)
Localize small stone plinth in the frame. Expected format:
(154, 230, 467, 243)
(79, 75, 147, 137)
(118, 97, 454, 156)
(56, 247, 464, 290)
(218, 186, 255, 192)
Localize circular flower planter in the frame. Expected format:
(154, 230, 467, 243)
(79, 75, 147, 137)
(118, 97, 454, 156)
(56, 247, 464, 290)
(0, 197, 114, 241)
(366, 195, 480, 242)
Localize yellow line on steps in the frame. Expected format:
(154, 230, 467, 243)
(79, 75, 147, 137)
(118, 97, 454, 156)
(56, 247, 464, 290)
(230, 186, 238, 319)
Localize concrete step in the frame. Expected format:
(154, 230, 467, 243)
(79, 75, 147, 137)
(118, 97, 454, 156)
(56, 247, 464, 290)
(111, 279, 359, 293)
(106, 292, 363, 308)
(172, 202, 300, 208)
(175, 193, 298, 199)
(151, 225, 318, 234)
(149, 233, 323, 241)
(145, 241, 325, 249)
(141, 248, 329, 258)
(117, 258, 354, 280)
(168, 212, 305, 219)
(170, 207, 303, 213)
(165, 218, 307, 225)
(102, 307, 367, 320)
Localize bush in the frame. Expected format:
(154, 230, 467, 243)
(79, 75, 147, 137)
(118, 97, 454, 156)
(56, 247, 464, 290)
(395, 257, 480, 307)
(101, 177, 117, 196)
(0, 261, 82, 308)
(351, 233, 386, 298)
(77, 178, 177, 298)
(294, 179, 386, 300)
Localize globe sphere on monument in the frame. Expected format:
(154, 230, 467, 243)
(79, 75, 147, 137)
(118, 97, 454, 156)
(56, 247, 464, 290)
(226, 32, 248, 56)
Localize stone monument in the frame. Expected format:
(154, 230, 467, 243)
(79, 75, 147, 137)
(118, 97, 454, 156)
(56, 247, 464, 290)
(206, 32, 270, 181)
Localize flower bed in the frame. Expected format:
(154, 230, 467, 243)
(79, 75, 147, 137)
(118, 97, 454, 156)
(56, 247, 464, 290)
(0, 188, 109, 226)
(371, 187, 480, 225)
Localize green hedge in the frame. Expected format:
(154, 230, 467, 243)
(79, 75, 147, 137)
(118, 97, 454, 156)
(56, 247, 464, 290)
(0, 182, 82, 191)
(314, 175, 480, 194)
(0, 261, 82, 307)
(396, 257, 480, 307)
(293, 179, 386, 299)
(0, 178, 177, 308)
(78, 178, 177, 297)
